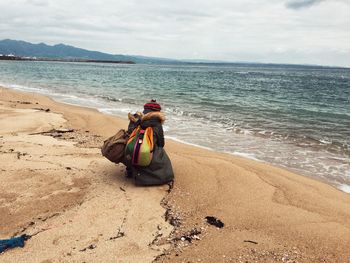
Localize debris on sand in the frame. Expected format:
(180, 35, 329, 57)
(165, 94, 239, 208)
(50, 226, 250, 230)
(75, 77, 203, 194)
(205, 216, 224, 228)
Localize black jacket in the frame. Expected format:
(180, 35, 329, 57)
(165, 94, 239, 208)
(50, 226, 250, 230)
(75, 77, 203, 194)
(127, 111, 165, 147)
(141, 112, 165, 147)
(126, 111, 173, 186)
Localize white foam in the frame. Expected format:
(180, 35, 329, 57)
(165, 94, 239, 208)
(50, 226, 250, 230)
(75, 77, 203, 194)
(165, 136, 214, 151)
(98, 107, 138, 117)
(229, 151, 262, 162)
(98, 108, 117, 115)
(9, 83, 48, 93)
(117, 107, 135, 113)
(319, 139, 332, 144)
(166, 135, 263, 162)
(338, 184, 350, 194)
(162, 125, 170, 132)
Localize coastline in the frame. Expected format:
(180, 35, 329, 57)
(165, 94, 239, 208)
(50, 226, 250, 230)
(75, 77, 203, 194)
(5, 83, 349, 194)
(4, 78, 349, 195)
(1, 87, 350, 262)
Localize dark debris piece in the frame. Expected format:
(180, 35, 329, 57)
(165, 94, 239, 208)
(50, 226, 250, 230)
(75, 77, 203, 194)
(109, 230, 125, 240)
(79, 244, 96, 252)
(166, 180, 174, 193)
(165, 209, 181, 227)
(244, 240, 258, 244)
(11, 101, 31, 105)
(33, 108, 50, 112)
(205, 216, 224, 228)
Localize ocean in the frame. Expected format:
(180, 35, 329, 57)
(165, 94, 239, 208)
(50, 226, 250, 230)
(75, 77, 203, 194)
(0, 60, 349, 192)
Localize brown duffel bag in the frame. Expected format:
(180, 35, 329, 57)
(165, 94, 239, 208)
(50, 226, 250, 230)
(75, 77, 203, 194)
(101, 129, 129, 164)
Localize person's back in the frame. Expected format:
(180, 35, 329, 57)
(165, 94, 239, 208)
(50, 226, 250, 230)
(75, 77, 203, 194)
(125, 100, 174, 186)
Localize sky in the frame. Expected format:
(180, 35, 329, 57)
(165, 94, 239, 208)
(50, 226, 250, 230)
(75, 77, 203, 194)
(0, 0, 349, 67)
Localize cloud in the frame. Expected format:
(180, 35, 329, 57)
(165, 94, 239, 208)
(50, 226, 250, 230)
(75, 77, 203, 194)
(25, 0, 49, 6)
(0, 0, 349, 66)
(286, 0, 325, 9)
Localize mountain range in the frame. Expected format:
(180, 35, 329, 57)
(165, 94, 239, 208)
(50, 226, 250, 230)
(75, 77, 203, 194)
(0, 39, 182, 64)
(0, 39, 340, 68)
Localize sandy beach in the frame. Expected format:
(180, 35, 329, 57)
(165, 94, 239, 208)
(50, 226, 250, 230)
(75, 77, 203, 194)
(1, 86, 350, 263)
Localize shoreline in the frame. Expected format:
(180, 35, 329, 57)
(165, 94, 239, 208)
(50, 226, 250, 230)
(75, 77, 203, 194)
(1, 87, 350, 262)
(4, 84, 350, 195)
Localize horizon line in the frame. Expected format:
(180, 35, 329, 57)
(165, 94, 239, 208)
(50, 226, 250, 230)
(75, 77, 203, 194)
(1, 38, 349, 69)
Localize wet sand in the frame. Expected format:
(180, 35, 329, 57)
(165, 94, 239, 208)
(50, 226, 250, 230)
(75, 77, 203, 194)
(1, 87, 350, 263)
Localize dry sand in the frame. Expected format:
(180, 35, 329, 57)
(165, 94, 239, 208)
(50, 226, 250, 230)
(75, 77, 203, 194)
(1, 87, 350, 263)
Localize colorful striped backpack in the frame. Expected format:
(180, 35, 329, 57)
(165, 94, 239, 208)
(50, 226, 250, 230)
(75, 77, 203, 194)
(125, 126, 154, 166)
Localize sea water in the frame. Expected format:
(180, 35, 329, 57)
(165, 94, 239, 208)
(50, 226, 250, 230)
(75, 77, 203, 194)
(0, 61, 349, 192)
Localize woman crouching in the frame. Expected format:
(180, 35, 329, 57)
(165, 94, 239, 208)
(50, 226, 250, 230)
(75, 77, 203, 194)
(125, 100, 174, 186)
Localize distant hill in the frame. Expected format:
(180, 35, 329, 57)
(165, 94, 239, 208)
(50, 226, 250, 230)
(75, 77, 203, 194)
(0, 39, 180, 64)
(0, 39, 342, 68)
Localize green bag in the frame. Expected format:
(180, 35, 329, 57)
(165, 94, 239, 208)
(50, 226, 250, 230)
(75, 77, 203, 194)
(125, 126, 154, 166)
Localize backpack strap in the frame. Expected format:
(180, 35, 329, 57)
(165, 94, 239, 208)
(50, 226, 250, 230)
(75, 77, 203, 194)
(132, 129, 145, 164)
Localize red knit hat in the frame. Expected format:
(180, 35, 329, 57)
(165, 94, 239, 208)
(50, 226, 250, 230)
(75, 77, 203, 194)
(143, 99, 161, 111)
